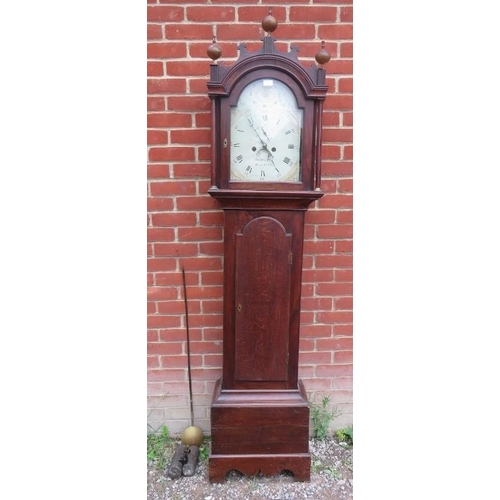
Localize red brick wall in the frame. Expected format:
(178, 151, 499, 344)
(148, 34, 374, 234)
(147, 1, 353, 435)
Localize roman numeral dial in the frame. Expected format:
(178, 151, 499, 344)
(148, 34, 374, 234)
(229, 79, 302, 182)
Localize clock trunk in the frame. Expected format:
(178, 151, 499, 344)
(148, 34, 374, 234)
(208, 194, 321, 482)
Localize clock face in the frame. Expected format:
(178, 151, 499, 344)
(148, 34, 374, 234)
(230, 79, 303, 182)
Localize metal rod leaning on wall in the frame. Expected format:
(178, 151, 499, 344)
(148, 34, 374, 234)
(182, 266, 195, 428)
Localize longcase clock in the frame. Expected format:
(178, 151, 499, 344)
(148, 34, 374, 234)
(205, 10, 330, 483)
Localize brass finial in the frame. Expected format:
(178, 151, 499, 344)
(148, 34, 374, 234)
(315, 41, 331, 66)
(207, 36, 222, 63)
(262, 7, 278, 35)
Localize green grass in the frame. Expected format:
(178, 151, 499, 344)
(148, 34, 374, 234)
(198, 437, 211, 462)
(335, 426, 353, 448)
(309, 395, 341, 440)
(147, 424, 174, 469)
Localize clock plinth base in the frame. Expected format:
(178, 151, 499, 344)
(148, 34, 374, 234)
(208, 378, 311, 483)
(209, 453, 311, 483)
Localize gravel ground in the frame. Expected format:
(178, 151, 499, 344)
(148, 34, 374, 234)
(147, 437, 353, 500)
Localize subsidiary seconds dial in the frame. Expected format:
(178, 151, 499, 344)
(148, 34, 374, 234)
(230, 79, 303, 183)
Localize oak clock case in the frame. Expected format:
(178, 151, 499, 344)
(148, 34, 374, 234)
(206, 15, 330, 484)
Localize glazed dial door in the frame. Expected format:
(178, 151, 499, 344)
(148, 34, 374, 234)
(230, 79, 303, 183)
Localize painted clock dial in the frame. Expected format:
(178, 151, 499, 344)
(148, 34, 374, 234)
(230, 78, 303, 182)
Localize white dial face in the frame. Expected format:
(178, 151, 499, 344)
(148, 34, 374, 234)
(230, 79, 303, 182)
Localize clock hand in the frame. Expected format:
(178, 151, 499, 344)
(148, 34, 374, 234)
(261, 126, 271, 143)
(256, 148, 276, 170)
(247, 117, 267, 147)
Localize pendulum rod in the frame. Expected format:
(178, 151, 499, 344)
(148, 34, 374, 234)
(182, 266, 195, 428)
